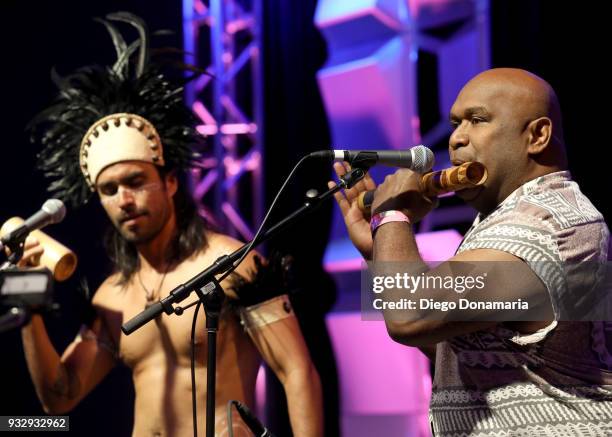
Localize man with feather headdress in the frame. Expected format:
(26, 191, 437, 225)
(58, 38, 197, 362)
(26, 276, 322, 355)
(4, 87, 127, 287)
(20, 12, 322, 436)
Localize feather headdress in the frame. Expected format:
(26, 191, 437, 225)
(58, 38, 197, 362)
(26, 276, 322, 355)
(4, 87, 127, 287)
(30, 11, 205, 208)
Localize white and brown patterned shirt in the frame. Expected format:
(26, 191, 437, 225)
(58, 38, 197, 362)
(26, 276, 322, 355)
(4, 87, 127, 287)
(430, 171, 612, 436)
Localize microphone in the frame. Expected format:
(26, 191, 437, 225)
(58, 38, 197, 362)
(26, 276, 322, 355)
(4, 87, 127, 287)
(357, 162, 488, 214)
(0, 217, 78, 281)
(310, 145, 435, 173)
(0, 199, 66, 250)
(233, 401, 275, 437)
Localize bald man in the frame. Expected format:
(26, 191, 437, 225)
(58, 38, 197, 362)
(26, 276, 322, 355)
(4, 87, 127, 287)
(332, 68, 612, 435)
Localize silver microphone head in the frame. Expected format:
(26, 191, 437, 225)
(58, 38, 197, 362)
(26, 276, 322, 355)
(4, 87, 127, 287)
(41, 199, 66, 224)
(410, 145, 435, 173)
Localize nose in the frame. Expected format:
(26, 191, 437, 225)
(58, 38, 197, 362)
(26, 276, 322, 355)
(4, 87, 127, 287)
(116, 186, 136, 208)
(449, 122, 468, 151)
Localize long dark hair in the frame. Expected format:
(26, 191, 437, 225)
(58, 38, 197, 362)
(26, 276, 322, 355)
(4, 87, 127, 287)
(103, 172, 208, 285)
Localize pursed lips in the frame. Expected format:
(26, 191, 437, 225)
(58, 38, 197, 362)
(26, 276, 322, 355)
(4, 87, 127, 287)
(451, 158, 470, 166)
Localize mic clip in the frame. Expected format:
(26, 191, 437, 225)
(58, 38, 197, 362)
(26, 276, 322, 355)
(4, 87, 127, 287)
(1, 232, 27, 267)
(348, 151, 378, 169)
(340, 166, 368, 190)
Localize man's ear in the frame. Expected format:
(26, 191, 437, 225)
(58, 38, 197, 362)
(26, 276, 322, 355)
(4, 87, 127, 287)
(526, 117, 553, 155)
(165, 171, 178, 197)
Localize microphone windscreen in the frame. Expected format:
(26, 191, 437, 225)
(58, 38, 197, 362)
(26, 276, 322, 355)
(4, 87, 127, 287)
(41, 199, 66, 224)
(411, 145, 435, 173)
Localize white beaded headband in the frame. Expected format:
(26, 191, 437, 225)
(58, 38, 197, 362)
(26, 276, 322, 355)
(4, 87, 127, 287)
(79, 113, 165, 189)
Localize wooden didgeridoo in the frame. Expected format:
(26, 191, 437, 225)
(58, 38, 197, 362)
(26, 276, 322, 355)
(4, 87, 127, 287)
(357, 161, 488, 214)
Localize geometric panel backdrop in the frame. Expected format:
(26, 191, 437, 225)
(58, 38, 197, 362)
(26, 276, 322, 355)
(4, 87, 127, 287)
(317, 0, 490, 244)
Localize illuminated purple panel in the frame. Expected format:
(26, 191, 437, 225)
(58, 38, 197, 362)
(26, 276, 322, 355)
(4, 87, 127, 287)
(324, 229, 464, 272)
(317, 0, 489, 261)
(438, 30, 485, 116)
(318, 36, 418, 151)
(326, 313, 431, 435)
(316, 0, 405, 35)
(406, 0, 477, 29)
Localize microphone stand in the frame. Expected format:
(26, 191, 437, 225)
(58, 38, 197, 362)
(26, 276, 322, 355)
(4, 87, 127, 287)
(122, 165, 369, 437)
(0, 306, 30, 334)
(0, 234, 26, 272)
(1, 233, 55, 333)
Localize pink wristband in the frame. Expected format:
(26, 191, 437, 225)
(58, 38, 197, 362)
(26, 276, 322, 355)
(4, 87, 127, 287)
(370, 210, 410, 235)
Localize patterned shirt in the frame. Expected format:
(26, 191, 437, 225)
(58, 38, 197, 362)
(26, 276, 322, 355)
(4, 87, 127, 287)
(430, 171, 612, 436)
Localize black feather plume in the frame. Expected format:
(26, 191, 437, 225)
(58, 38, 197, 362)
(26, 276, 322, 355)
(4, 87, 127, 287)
(29, 11, 207, 208)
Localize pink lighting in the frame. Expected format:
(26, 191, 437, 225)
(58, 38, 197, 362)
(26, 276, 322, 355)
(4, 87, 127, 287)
(325, 258, 364, 273)
(223, 151, 261, 184)
(196, 123, 257, 136)
(227, 17, 254, 34)
(194, 0, 207, 15)
(222, 52, 233, 63)
(196, 124, 218, 135)
(198, 157, 219, 169)
(223, 156, 242, 177)
(193, 169, 218, 200)
(324, 229, 463, 273)
(327, 313, 432, 436)
(317, 41, 419, 151)
(220, 123, 258, 135)
(315, 2, 403, 31)
(192, 101, 216, 125)
(222, 202, 254, 241)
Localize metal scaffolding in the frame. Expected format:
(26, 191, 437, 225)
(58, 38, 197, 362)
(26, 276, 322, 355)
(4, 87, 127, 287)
(183, 0, 264, 239)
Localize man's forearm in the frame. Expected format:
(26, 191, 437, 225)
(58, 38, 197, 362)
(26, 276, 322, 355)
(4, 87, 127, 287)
(373, 221, 426, 320)
(373, 221, 422, 263)
(374, 222, 445, 346)
(283, 364, 323, 437)
(21, 314, 79, 413)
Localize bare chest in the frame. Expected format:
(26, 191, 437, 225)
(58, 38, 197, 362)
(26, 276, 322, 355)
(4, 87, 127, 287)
(100, 270, 244, 370)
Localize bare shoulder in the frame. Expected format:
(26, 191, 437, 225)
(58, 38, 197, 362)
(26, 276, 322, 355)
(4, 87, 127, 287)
(205, 231, 248, 253)
(202, 231, 263, 295)
(91, 272, 124, 309)
(203, 231, 262, 269)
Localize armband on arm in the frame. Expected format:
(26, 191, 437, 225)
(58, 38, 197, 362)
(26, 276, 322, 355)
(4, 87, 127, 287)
(230, 251, 295, 306)
(239, 294, 295, 332)
(230, 251, 298, 331)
